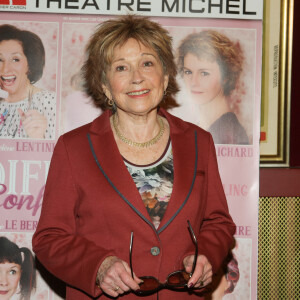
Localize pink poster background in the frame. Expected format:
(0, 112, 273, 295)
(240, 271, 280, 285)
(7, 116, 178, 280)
(0, 12, 261, 300)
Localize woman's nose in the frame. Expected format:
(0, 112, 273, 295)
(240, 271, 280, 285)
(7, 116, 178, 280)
(191, 74, 201, 87)
(0, 273, 8, 285)
(131, 68, 144, 84)
(1, 61, 11, 73)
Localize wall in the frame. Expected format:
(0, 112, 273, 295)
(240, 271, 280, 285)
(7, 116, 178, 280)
(259, 0, 300, 197)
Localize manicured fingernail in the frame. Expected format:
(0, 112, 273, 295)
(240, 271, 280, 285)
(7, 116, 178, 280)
(188, 283, 194, 288)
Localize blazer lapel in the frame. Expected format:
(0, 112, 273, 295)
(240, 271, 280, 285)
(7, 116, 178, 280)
(157, 110, 198, 234)
(87, 111, 154, 227)
(87, 109, 198, 233)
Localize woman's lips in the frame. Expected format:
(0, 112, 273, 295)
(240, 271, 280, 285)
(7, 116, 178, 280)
(0, 290, 9, 295)
(1, 75, 16, 86)
(127, 89, 150, 96)
(191, 90, 203, 94)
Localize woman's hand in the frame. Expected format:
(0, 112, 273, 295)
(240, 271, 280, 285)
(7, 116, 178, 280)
(183, 254, 213, 289)
(96, 256, 142, 298)
(18, 108, 47, 139)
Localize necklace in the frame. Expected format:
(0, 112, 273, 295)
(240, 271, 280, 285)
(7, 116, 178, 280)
(112, 114, 165, 148)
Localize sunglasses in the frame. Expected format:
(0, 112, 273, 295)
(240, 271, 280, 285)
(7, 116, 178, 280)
(129, 220, 198, 295)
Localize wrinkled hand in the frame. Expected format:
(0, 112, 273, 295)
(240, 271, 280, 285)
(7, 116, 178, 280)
(183, 255, 213, 289)
(97, 256, 142, 298)
(18, 108, 47, 139)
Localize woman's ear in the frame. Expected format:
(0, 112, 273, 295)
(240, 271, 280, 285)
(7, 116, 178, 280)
(163, 74, 169, 92)
(102, 84, 112, 100)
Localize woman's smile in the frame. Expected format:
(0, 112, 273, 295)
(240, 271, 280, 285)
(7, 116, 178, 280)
(1, 75, 16, 86)
(127, 89, 150, 97)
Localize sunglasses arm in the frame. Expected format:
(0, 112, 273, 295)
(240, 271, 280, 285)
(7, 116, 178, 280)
(129, 232, 134, 279)
(187, 220, 198, 276)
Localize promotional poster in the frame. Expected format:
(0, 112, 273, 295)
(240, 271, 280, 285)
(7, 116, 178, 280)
(0, 2, 262, 299)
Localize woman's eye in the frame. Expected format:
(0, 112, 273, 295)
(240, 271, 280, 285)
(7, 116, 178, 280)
(9, 269, 17, 275)
(184, 70, 192, 75)
(201, 71, 209, 76)
(116, 65, 126, 72)
(143, 61, 153, 67)
(12, 58, 20, 62)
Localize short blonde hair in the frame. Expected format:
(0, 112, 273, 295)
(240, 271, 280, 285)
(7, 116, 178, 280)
(82, 15, 179, 110)
(177, 30, 243, 96)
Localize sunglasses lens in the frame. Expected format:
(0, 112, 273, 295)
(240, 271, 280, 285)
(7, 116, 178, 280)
(167, 270, 190, 286)
(139, 276, 160, 291)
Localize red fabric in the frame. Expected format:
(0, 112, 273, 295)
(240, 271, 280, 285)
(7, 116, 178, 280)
(32, 109, 235, 300)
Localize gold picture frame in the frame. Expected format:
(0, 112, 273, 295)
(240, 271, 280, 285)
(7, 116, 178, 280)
(260, 0, 294, 167)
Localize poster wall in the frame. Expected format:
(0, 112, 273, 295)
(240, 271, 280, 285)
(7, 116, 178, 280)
(0, 3, 262, 299)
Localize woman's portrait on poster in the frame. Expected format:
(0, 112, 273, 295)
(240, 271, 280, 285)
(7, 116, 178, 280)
(0, 236, 36, 300)
(0, 24, 56, 139)
(176, 29, 250, 145)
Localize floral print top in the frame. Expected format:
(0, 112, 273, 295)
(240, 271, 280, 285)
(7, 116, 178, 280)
(125, 141, 174, 229)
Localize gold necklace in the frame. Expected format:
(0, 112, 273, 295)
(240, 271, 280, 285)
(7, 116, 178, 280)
(112, 114, 165, 148)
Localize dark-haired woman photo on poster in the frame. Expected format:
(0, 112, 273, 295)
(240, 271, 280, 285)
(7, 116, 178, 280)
(0, 23, 57, 139)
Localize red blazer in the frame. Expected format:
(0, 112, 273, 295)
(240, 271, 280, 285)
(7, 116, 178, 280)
(32, 109, 235, 300)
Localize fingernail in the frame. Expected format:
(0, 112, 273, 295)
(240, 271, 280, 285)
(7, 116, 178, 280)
(188, 283, 194, 288)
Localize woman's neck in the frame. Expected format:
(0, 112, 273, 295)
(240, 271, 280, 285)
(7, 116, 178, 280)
(195, 95, 230, 130)
(111, 109, 170, 165)
(112, 109, 161, 143)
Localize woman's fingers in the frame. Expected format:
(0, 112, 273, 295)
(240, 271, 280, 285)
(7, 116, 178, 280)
(184, 254, 213, 288)
(18, 109, 47, 138)
(18, 108, 25, 121)
(97, 256, 140, 297)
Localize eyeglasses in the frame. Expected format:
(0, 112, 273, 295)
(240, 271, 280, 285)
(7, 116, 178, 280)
(129, 220, 198, 295)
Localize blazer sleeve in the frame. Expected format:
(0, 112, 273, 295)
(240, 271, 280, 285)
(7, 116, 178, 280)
(197, 134, 236, 273)
(32, 136, 115, 298)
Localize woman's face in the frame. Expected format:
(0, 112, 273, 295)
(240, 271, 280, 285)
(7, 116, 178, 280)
(103, 38, 169, 117)
(0, 262, 21, 300)
(183, 53, 224, 105)
(0, 40, 30, 100)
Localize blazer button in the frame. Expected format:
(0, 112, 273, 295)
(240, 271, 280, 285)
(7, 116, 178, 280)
(150, 247, 160, 256)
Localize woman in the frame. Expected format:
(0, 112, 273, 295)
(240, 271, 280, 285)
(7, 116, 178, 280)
(0, 24, 56, 139)
(0, 237, 36, 300)
(177, 30, 249, 145)
(32, 15, 235, 300)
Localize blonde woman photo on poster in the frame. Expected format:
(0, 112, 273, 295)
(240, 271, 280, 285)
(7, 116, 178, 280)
(0, 24, 56, 139)
(176, 30, 249, 145)
(0, 236, 36, 300)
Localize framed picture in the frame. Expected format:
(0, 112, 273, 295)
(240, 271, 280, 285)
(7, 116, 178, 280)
(260, 0, 294, 167)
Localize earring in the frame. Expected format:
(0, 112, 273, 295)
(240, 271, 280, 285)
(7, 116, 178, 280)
(107, 98, 114, 107)
(107, 97, 117, 111)
(163, 90, 167, 96)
